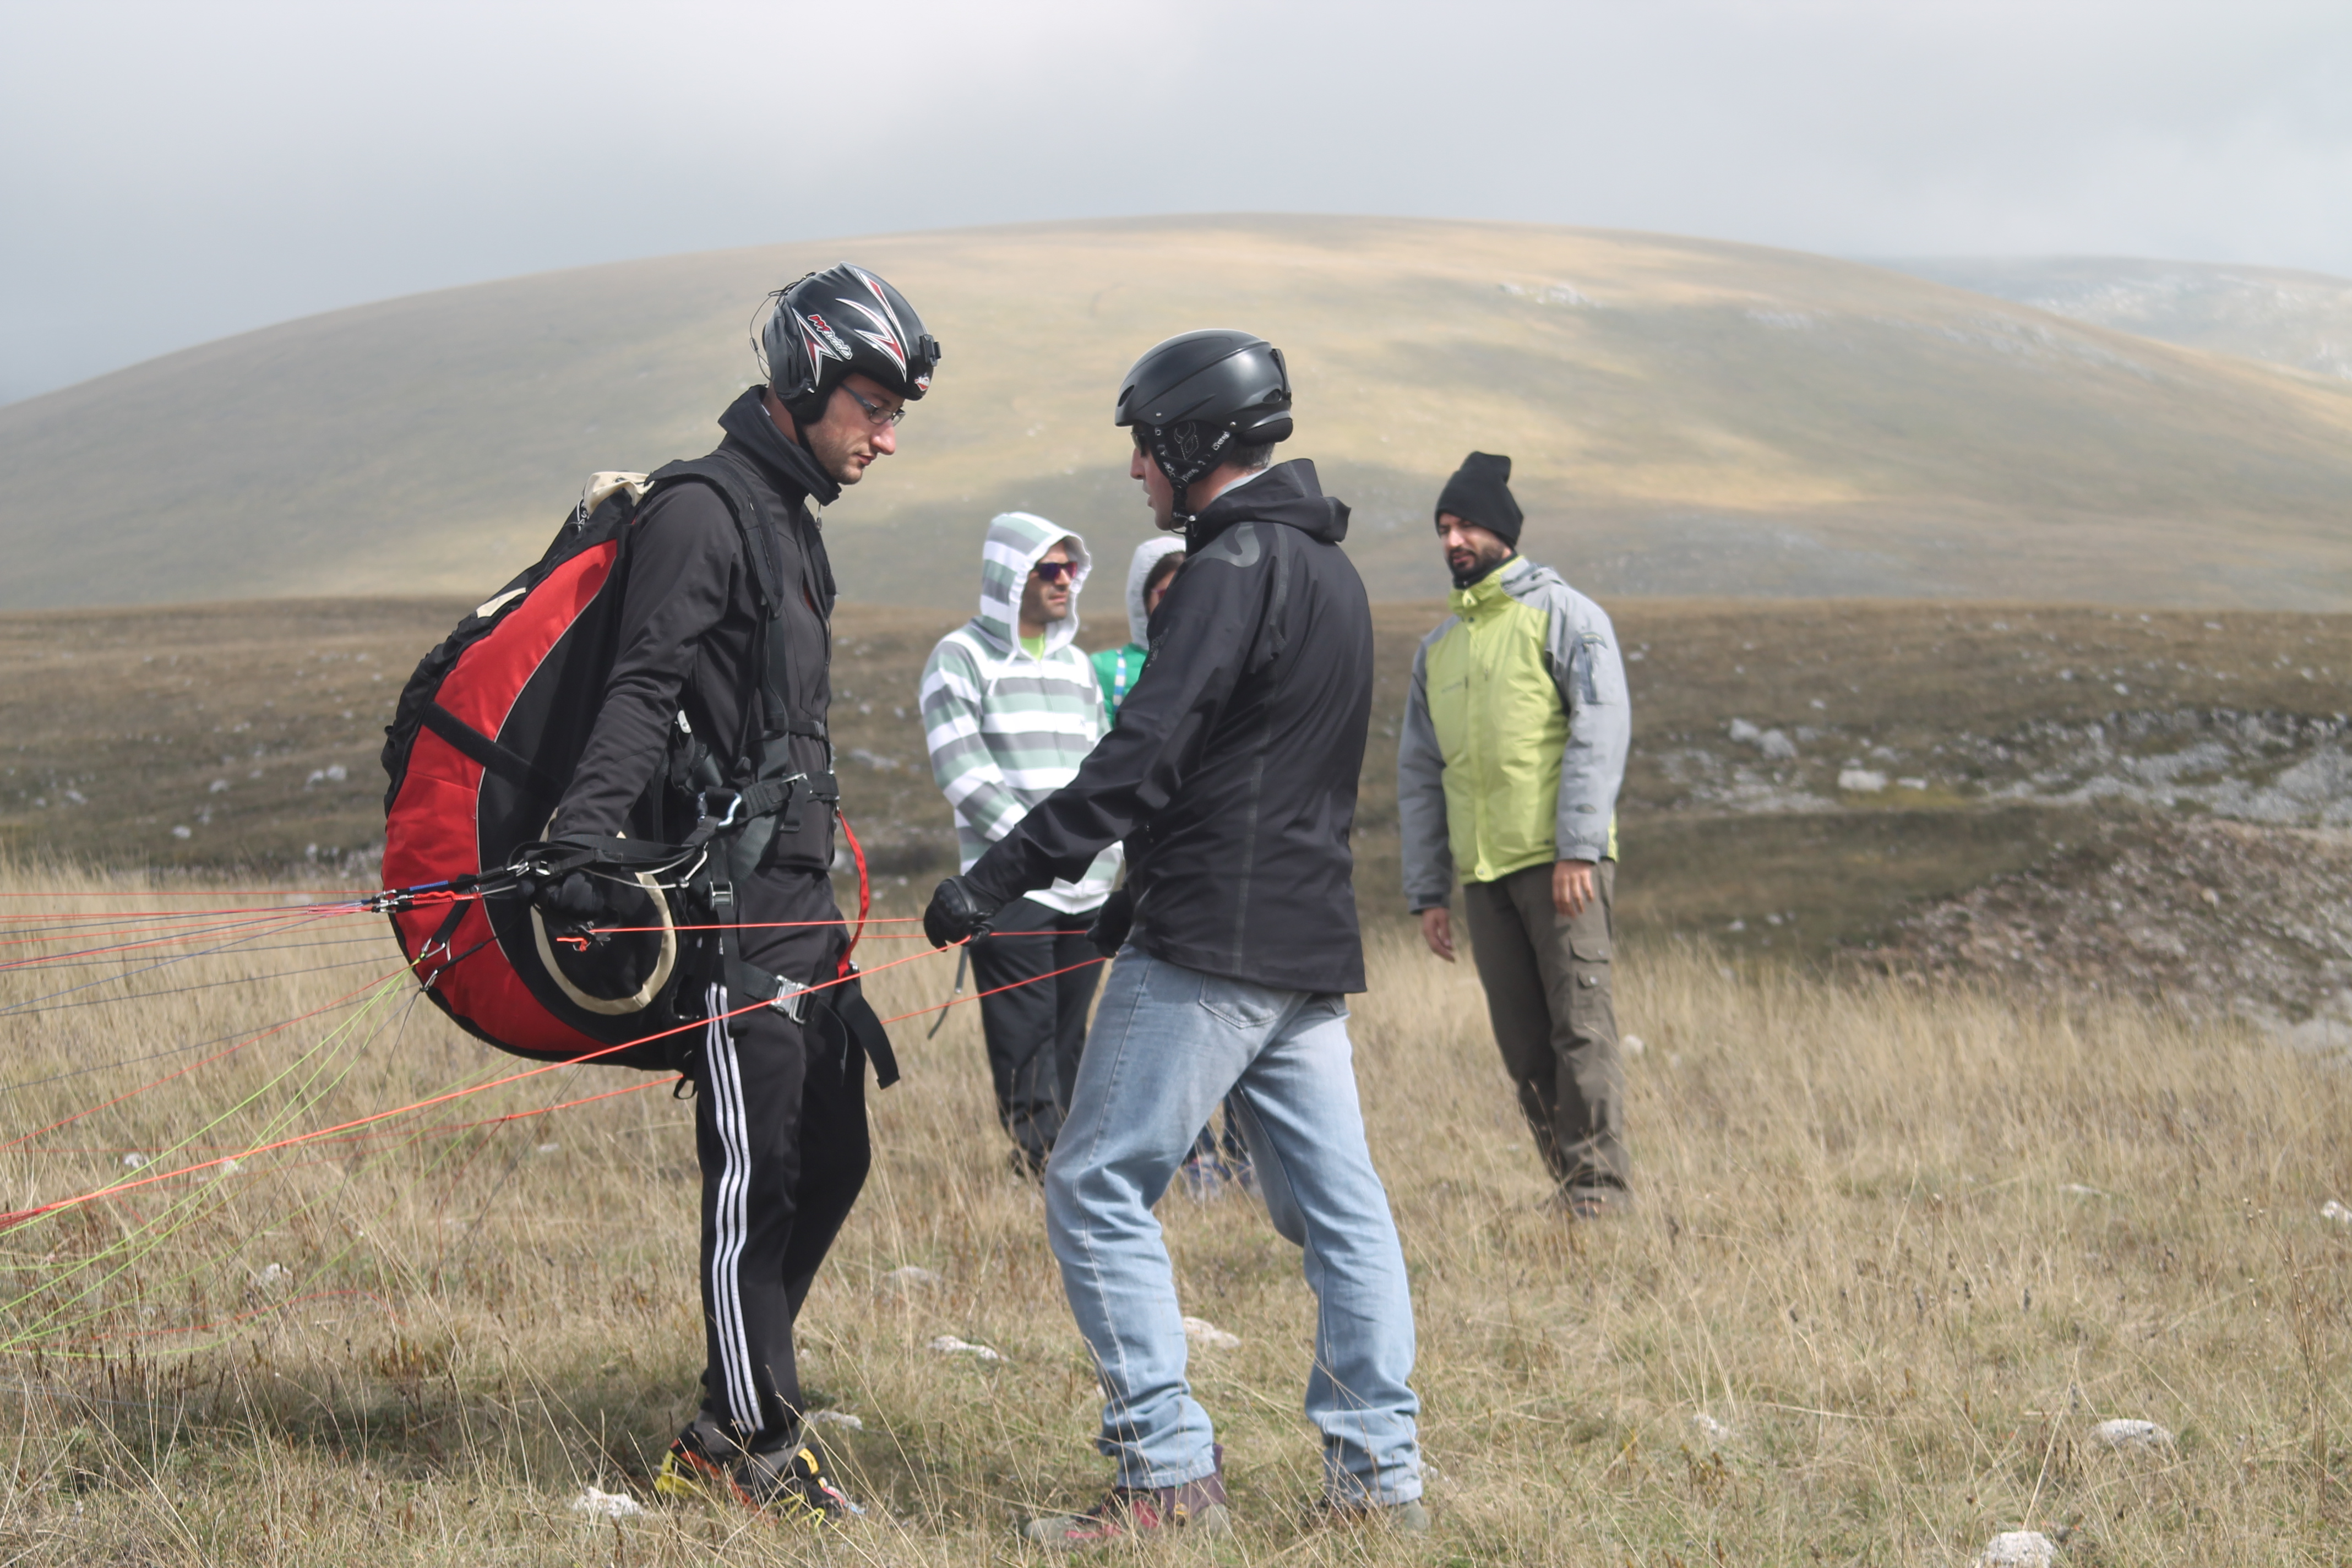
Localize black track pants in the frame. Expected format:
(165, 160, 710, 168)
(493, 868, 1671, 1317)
(690, 870, 870, 1451)
(967, 895, 1103, 1169)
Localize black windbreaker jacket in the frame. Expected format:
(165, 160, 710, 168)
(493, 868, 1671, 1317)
(552, 388, 843, 875)
(965, 459, 1374, 994)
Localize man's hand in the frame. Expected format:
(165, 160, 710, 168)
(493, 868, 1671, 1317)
(924, 875, 1002, 949)
(531, 850, 613, 930)
(1419, 906, 1456, 962)
(1553, 859, 1597, 919)
(1086, 887, 1135, 958)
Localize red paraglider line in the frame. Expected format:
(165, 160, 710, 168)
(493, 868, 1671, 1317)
(0, 963, 417, 1153)
(875, 953, 1109, 1028)
(0, 943, 946, 1233)
(0, 909, 334, 971)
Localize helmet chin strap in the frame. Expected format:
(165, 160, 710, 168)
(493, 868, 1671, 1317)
(1144, 421, 1232, 531)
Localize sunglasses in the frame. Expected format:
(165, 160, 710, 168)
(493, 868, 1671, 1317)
(1030, 559, 1079, 584)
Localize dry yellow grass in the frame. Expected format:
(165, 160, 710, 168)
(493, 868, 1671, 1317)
(1, 861, 2348, 1564)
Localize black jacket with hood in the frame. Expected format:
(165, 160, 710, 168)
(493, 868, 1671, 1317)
(552, 388, 842, 878)
(964, 459, 1374, 994)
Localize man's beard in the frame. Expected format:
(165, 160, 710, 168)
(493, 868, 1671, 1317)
(1449, 551, 1508, 590)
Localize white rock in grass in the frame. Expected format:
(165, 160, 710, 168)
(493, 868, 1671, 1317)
(2323, 1199, 2352, 1224)
(1837, 767, 1887, 793)
(1690, 1412, 1733, 1445)
(1183, 1316, 1241, 1351)
(121, 1153, 149, 1169)
(807, 1410, 864, 1432)
(570, 1486, 643, 1520)
(929, 1335, 1003, 1362)
(1621, 1035, 1646, 1059)
(251, 1263, 288, 1290)
(1977, 1531, 2056, 1567)
(2092, 1418, 2174, 1452)
(882, 1265, 943, 1293)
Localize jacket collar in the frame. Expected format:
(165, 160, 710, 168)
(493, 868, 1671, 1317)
(716, 386, 842, 510)
(1449, 552, 1532, 617)
(1184, 459, 1349, 552)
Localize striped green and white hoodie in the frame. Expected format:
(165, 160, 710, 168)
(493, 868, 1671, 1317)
(918, 512, 1120, 914)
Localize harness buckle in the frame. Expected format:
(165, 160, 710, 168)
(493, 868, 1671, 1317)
(769, 976, 812, 1022)
(695, 790, 746, 830)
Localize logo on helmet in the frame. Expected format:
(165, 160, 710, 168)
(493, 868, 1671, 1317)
(800, 311, 852, 362)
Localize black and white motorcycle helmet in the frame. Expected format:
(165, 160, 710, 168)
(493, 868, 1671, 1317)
(759, 264, 943, 427)
(1115, 330, 1293, 522)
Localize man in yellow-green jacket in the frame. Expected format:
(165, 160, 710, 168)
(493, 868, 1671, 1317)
(1398, 452, 1632, 1217)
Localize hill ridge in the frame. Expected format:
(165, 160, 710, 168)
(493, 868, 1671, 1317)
(8, 214, 2352, 611)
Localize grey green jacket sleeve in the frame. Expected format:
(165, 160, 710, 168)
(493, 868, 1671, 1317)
(1397, 631, 1453, 911)
(1533, 570, 1630, 863)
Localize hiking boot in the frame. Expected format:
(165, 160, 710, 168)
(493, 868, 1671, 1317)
(656, 1416, 861, 1525)
(738, 1438, 863, 1526)
(1022, 1446, 1230, 1549)
(654, 1414, 749, 1505)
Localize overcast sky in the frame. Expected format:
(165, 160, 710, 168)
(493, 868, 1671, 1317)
(3, 0, 2346, 404)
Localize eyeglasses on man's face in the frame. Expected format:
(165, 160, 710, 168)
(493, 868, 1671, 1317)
(1031, 559, 1078, 585)
(842, 384, 907, 428)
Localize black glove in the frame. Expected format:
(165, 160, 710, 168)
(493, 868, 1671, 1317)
(1086, 887, 1134, 958)
(532, 869, 609, 925)
(924, 875, 1003, 949)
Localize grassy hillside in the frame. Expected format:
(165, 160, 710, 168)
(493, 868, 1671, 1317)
(14, 595, 2352, 1015)
(1887, 255, 2352, 382)
(3, 863, 2348, 1563)
(10, 216, 2352, 612)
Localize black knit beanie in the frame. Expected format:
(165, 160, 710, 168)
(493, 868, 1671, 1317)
(1435, 451, 1523, 546)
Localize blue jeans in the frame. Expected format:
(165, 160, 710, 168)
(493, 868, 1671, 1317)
(1044, 949, 1422, 1503)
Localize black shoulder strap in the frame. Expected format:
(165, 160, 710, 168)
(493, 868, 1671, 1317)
(643, 454, 796, 768)
(645, 456, 782, 616)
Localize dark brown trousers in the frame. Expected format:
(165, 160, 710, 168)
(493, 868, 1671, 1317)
(1460, 859, 1629, 1201)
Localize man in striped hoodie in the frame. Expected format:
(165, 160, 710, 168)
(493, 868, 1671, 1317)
(920, 513, 1121, 1173)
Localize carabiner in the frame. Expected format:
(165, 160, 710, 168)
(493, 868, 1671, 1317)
(695, 790, 747, 830)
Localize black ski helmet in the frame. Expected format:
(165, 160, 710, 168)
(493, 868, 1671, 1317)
(760, 264, 942, 428)
(1115, 330, 1293, 521)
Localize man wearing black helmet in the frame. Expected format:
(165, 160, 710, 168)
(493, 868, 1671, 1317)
(925, 331, 1425, 1543)
(546, 264, 939, 1522)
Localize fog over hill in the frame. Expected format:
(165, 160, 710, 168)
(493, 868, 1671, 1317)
(8, 215, 2352, 613)
(1885, 256, 2352, 384)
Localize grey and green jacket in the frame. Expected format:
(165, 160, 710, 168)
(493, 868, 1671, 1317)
(1398, 553, 1629, 910)
(919, 512, 1120, 916)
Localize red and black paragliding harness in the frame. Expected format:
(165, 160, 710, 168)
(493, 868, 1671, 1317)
(375, 460, 897, 1086)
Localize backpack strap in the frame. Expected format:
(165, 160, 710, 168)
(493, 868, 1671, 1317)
(420, 703, 568, 799)
(643, 454, 813, 769)
(644, 456, 781, 615)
